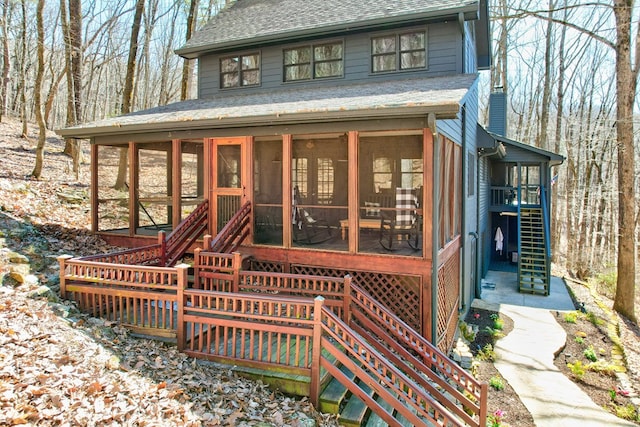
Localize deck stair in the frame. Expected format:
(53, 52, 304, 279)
(518, 206, 549, 294)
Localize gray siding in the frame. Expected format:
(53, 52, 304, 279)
(502, 144, 550, 163)
(197, 22, 462, 98)
(463, 21, 476, 74)
(478, 154, 491, 277)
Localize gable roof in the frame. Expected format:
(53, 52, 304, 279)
(58, 74, 477, 139)
(177, 0, 480, 58)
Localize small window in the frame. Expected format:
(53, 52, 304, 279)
(372, 31, 426, 73)
(220, 53, 260, 88)
(284, 42, 343, 81)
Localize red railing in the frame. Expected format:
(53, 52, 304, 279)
(58, 255, 189, 339)
(77, 244, 164, 266)
(206, 201, 251, 253)
(162, 199, 209, 266)
(348, 284, 486, 426)
(58, 248, 486, 426)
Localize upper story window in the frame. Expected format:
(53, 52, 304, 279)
(284, 42, 343, 82)
(220, 53, 260, 88)
(371, 31, 426, 73)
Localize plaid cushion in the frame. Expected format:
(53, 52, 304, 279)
(364, 201, 381, 217)
(396, 188, 418, 226)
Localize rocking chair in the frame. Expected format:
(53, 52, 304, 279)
(292, 186, 333, 244)
(379, 188, 421, 251)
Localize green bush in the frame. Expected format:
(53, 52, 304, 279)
(489, 375, 505, 391)
(583, 346, 598, 362)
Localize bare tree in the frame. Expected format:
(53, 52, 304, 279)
(31, 0, 45, 179)
(181, 0, 199, 100)
(114, 0, 145, 190)
(0, 1, 12, 122)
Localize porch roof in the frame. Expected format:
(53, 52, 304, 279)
(58, 74, 477, 139)
(478, 125, 565, 166)
(176, 0, 480, 58)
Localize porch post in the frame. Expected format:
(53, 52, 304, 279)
(428, 114, 440, 346)
(172, 139, 182, 228)
(90, 143, 98, 233)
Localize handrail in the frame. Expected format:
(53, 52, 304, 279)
(347, 284, 486, 426)
(76, 244, 163, 266)
(318, 307, 467, 426)
(163, 199, 209, 266)
(209, 201, 251, 253)
(539, 185, 552, 285)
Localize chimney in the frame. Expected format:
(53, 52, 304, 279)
(488, 88, 507, 137)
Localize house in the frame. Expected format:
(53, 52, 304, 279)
(56, 1, 568, 423)
(59, 0, 493, 353)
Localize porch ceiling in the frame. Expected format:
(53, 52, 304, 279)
(57, 74, 477, 139)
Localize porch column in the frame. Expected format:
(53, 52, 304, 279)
(172, 139, 182, 228)
(128, 142, 137, 237)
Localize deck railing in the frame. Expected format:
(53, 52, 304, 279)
(58, 255, 189, 339)
(58, 248, 486, 426)
(77, 244, 164, 266)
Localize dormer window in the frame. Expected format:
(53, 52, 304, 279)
(220, 53, 260, 88)
(371, 31, 426, 73)
(284, 42, 343, 82)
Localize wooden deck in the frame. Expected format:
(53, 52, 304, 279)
(59, 249, 487, 426)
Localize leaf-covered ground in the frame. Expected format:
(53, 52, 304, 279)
(0, 118, 338, 426)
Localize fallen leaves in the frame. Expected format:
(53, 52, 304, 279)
(0, 117, 339, 426)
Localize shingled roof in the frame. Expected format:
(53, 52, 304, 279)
(176, 0, 480, 58)
(58, 74, 477, 139)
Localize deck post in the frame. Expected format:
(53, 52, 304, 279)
(57, 255, 73, 299)
(203, 234, 212, 250)
(309, 296, 325, 407)
(193, 248, 201, 289)
(232, 252, 242, 293)
(479, 382, 488, 427)
(176, 263, 189, 351)
(158, 231, 167, 266)
(343, 275, 352, 325)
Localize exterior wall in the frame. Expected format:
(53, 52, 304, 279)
(478, 154, 491, 278)
(463, 21, 477, 74)
(198, 21, 462, 99)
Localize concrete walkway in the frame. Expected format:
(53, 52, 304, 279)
(473, 271, 636, 427)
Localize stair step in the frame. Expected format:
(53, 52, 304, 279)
(319, 364, 356, 414)
(364, 394, 395, 427)
(340, 381, 374, 427)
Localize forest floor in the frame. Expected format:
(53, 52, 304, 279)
(0, 116, 639, 426)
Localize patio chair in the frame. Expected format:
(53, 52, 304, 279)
(379, 188, 421, 250)
(292, 186, 333, 244)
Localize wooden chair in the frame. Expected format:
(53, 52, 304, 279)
(379, 188, 421, 251)
(292, 186, 333, 244)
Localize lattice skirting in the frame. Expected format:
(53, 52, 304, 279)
(436, 251, 461, 352)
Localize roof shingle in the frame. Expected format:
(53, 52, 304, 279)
(59, 74, 477, 138)
(177, 0, 478, 57)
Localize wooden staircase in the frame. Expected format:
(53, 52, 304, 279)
(518, 206, 550, 295)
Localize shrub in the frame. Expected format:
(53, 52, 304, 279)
(477, 344, 496, 362)
(583, 346, 598, 362)
(489, 375, 505, 391)
(574, 336, 584, 345)
(490, 313, 504, 331)
(567, 360, 585, 380)
(564, 311, 578, 323)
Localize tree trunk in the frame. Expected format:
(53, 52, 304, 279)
(612, 0, 637, 322)
(19, 0, 27, 137)
(31, 0, 46, 179)
(115, 0, 145, 190)
(0, 1, 11, 122)
(181, 0, 199, 100)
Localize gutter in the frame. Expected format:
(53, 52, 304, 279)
(57, 104, 462, 139)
